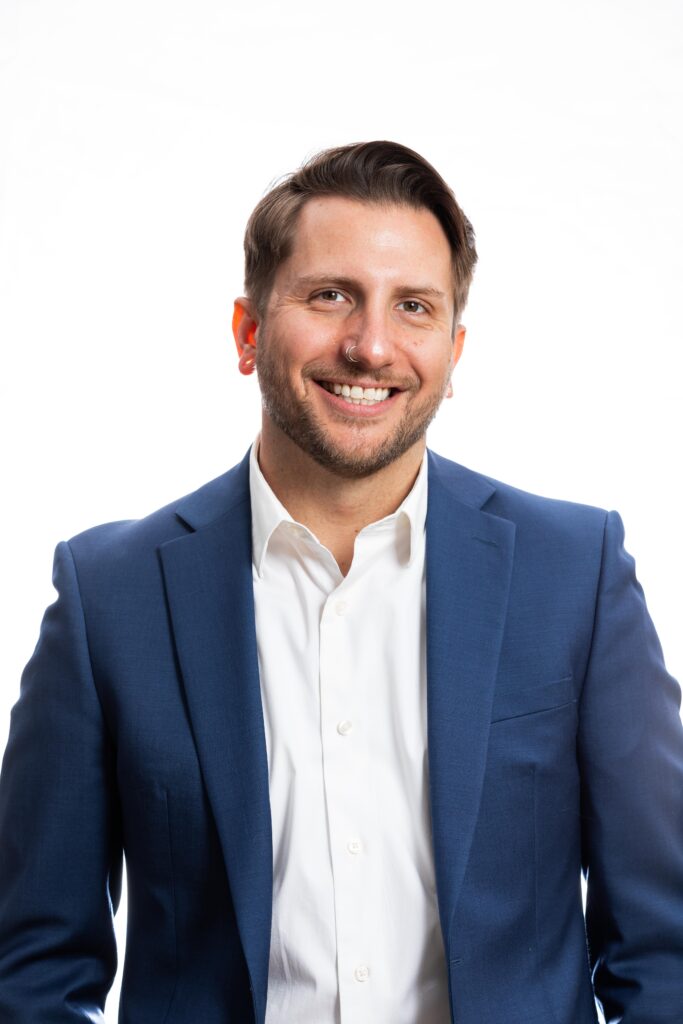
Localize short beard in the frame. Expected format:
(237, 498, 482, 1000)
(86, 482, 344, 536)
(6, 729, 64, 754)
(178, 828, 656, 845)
(256, 329, 450, 479)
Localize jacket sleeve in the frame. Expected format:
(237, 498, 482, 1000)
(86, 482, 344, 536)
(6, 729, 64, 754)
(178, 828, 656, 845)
(579, 511, 683, 1023)
(0, 541, 122, 1022)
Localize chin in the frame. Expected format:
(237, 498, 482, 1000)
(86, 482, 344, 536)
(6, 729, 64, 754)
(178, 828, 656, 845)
(298, 429, 421, 479)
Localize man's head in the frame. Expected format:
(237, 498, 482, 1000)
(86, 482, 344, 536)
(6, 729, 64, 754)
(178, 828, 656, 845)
(233, 141, 477, 478)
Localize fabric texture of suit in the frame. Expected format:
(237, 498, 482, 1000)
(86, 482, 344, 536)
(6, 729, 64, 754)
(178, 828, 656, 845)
(1, 448, 682, 1024)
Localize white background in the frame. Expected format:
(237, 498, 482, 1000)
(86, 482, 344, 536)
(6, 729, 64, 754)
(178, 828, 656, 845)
(1, 1, 681, 1019)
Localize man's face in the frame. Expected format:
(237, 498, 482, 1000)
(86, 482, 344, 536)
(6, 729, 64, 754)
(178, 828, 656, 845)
(253, 196, 464, 477)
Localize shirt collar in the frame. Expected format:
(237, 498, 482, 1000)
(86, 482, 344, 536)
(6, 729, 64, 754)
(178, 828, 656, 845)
(249, 436, 428, 578)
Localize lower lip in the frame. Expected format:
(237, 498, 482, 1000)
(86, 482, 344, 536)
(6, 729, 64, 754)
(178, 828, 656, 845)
(313, 381, 402, 417)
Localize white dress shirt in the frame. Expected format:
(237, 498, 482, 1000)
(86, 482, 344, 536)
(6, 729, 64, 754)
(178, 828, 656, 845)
(250, 439, 450, 1024)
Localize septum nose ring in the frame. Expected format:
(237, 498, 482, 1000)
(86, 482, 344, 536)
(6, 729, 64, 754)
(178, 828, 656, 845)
(345, 344, 359, 363)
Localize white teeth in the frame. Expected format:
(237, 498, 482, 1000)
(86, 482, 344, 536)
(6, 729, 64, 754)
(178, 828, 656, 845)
(319, 381, 393, 405)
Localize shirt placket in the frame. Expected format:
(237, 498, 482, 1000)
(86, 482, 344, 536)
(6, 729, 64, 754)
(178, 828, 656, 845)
(319, 576, 377, 1023)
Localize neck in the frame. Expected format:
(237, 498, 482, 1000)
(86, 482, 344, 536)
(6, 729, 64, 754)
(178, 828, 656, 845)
(257, 420, 425, 575)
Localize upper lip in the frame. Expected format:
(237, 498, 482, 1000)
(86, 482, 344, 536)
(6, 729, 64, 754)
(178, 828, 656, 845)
(316, 378, 400, 390)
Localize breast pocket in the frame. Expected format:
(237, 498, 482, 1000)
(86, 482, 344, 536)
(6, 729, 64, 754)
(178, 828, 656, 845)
(490, 675, 575, 723)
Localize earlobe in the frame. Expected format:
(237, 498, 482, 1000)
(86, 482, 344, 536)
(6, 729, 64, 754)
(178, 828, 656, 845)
(239, 344, 256, 375)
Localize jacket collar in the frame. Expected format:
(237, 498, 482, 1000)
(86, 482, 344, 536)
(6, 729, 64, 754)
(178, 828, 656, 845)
(173, 447, 498, 531)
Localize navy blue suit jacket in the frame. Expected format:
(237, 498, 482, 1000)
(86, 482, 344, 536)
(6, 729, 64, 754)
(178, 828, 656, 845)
(1, 449, 682, 1023)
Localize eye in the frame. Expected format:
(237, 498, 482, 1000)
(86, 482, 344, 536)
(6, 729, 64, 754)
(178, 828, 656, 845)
(313, 289, 346, 303)
(398, 300, 427, 314)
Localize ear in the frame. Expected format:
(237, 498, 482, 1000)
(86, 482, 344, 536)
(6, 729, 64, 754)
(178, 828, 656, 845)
(446, 324, 466, 399)
(451, 324, 466, 370)
(232, 298, 259, 375)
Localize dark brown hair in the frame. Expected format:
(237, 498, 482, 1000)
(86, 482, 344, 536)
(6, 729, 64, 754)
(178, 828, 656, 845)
(243, 140, 477, 330)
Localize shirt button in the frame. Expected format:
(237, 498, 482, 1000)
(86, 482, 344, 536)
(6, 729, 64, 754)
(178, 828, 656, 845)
(337, 719, 353, 736)
(354, 965, 370, 982)
(335, 600, 348, 615)
(347, 839, 362, 855)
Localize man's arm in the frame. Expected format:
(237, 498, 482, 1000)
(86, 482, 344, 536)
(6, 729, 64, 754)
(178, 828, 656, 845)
(579, 511, 683, 1023)
(0, 542, 122, 1022)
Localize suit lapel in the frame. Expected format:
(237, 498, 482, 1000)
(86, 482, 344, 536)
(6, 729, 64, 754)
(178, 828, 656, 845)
(426, 453, 515, 952)
(159, 454, 271, 1024)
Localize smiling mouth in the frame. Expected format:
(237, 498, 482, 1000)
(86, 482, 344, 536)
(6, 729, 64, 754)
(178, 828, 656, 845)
(317, 380, 396, 406)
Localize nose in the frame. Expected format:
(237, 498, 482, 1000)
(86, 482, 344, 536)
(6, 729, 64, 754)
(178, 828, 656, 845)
(341, 304, 398, 371)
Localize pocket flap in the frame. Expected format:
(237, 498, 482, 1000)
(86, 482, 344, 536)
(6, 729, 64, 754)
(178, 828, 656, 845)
(491, 675, 574, 723)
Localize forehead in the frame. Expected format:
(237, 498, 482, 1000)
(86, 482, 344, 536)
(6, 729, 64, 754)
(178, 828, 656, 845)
(281, 196, 453, 283)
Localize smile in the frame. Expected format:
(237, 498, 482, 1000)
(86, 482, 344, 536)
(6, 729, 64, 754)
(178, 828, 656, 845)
(317, 381, 394, 406)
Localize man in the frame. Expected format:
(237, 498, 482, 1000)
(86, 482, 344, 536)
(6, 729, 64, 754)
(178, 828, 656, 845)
(0, 140, 681, 1024)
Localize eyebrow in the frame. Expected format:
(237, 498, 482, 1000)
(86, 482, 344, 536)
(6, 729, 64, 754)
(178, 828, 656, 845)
(292, 274, 447, 301)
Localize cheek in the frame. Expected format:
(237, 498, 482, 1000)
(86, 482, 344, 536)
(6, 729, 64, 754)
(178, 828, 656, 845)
(415, 350, 453, 388)
(274, 316, 341, 365)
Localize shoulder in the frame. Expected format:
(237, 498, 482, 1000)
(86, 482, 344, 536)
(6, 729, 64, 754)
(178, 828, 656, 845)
(65, 450, 251, 574)
(427, 449, 611, 550)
